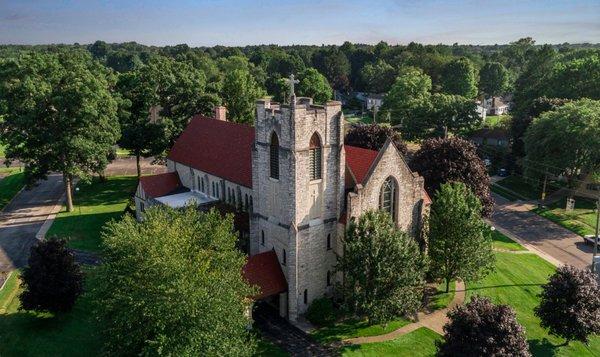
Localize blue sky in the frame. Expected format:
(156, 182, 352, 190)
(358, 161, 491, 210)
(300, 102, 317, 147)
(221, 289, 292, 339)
(1, 0, 599, 46)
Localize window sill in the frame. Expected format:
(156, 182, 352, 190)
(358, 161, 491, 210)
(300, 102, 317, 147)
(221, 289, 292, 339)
(268, 177, 280, 183)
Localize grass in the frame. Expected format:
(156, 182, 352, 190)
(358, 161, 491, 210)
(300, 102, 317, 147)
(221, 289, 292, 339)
(341, 327, 442, 357)
(491, 229, 526, 251)
(428, 280, 456, 311)
(533, 197, 597, 237)
(311, 316, 411, 344)
(466, 252, 600, 356)
(255, 338, 288, 357)
(46, 176, 138, 252)
(0, 144, 5, 158)
(495, 175, 542, 201)
(115, 147, 131, 157)
(490, 184, 520, 201)
(0, 168, 25, 210)
(483, 115, 511, 129)
(345, 114, 373, 125)
(0, 270, 103, 357)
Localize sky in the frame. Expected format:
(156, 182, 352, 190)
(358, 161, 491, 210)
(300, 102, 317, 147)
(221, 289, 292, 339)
(1, 0, 599, 46)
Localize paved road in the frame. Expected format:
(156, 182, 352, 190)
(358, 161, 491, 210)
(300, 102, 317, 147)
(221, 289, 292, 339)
(0, 174, 64, 271)
(490, 193, 592, 269)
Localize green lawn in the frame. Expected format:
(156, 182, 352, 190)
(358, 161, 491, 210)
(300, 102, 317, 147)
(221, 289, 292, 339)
(115, 147, 131, 157)
(534, 197, 597, 237)
(491, 229, 526, 251)
(345, 114, 373, 125)
(484, 115, 511, 129)
(46, 176, 138, 252)
(490, 184, 520, 201)
(427, 280, 456, 311)
(0, 144, 5, 158)
(341, 327, 442, 357)
(496, 176, 542, 201)
(0, 168, 25, 210)
(466, 252, 600, 356)
(0, 270, 103, 357)
(255, 338, 288, 357)
(311, 316, 411, 344)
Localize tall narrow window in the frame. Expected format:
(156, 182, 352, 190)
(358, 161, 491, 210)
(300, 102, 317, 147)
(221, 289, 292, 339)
(379, 177, 397, 220)
(309, 133, 322, 180)
(326, 234, 331, 250)
(270, 132, 279, 179)
(303, 289, 308, 304)
(261, 231, 265, 246)
(282, 249, 286, 266)
(244, 194, 249, 211)
(327, 271, 331, 286)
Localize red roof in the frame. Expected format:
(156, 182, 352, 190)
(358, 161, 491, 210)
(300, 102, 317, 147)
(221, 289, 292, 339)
(345, 145, 379, 185)
(243, 250, 287, 299)
(139, 172, 183, 198)
(168, 116, 255, 188)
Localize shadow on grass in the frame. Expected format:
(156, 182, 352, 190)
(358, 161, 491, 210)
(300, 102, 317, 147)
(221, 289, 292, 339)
(529, 338, 560, 356)
(73, 177, 137, 207)
(47, 212, 124, 252)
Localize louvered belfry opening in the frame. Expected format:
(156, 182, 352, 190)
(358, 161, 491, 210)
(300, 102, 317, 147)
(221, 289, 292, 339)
(270, 132, 279, 179)
(309, 133, 322, 181)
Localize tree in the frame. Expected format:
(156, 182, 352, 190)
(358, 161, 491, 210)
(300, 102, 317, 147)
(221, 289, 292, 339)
(438, 296, 530, 357)
(336, 210, 427, 324)
(297, 68, 332, 104)
(344, 124, 407, 155)
(221, 69, 265, 124)
(380, 67, 432, 139)
(410, 138, 494, 216)
(312, 48, 351, 90)
(93, 206, 256, 356)
(524, 99, 600, 198)
(428, 93, 481, 138)
(440, 57, 478, 98)
(19, 239, 84, 313)
(428, 182, 494, 292)
(535, 265, 600, 345)
(479, 62, 509, 97)
(0, 50, 120, 212)
(360, 60, 397, 93)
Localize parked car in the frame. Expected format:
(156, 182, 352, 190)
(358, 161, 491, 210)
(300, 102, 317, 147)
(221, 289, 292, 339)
(498, 168, 509, 177)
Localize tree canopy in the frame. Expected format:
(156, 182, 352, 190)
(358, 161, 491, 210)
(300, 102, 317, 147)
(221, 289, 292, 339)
(344, 124, 407, 155)
(440, 57, 478, 98)
(0, 50, 120, 211)
(479, 61, 509, 97)
(336, 210, 427, 324)
(428, 182, 494, 292)
(221, 68, 265, 124)
(297, 68, 332, 104)
(93, 206, 256, 356)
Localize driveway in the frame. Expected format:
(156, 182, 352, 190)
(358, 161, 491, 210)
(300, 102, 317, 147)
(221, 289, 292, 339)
(490, 193, 592, 269)
(0, 174, 64, 271)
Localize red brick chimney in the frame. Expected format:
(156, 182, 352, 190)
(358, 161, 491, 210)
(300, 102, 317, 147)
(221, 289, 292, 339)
(214, 106, 227, 121)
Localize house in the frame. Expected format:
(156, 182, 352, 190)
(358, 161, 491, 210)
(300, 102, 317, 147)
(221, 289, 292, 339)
(485, 96, 509, 115)
(475, 102, 487, 120)
(365, 93, 385, 112)
(135, 94, 430, 322)
(469, 128, 510, 148)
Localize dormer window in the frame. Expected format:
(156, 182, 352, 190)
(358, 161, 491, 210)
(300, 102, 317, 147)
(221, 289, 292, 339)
(270, 132, 279, 179)
(309, 133, 322, 181)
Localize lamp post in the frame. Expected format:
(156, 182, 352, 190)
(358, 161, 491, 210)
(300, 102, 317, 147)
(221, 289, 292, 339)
(75, 187, 81, 215)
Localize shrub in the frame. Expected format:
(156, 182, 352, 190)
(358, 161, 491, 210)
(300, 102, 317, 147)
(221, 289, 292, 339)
(306, 297, 336, 326)
(535, 265, 600, 345)
(19, 239, 84, 313)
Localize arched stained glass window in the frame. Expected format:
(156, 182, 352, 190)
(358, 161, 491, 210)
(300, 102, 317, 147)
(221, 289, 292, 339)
(270, 132, 279, 179)
(379, 177, 397, 221)
(309, 133, 322, 180)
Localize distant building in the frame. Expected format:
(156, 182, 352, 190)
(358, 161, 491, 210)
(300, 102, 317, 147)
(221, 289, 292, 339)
(365, 93, 385, 112)
(470, 127, 510, 148)
(485, 97, 509, 115)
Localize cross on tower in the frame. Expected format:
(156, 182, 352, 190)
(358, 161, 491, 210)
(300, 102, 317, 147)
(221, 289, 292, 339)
(285, 74, 300, 102)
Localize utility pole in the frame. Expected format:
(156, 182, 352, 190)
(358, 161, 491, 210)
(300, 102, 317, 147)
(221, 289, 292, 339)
(592, 196, 600, 273)
(540, 172, 548, 207)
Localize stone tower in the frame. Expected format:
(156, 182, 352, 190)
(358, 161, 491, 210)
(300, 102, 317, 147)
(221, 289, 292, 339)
(250, 96, 345, 321)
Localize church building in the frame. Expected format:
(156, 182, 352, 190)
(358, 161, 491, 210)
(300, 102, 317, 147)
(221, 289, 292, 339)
(135, 89, 430, 322)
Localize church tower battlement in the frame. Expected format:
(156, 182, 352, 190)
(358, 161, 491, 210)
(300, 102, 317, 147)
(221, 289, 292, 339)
(251, 88, 345, 320)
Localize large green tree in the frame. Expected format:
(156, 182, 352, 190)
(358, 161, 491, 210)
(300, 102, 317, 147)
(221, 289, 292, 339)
(221, 69, 265, 124)
(93, 206, 256, 356)
(380, 67, 432, 138)
(428, 93, 481, 138)
(312, 47, 351, 90)
(479, 62, 509, 97)
(428, 182, 494, 292)
(440, 57, 478, 98)
(0, 50, 120, 211)
(297, 68, 332, 104)
(336, 210, 427, 324)
(524, 99, 600, 200)
(360, 59, 397, 93)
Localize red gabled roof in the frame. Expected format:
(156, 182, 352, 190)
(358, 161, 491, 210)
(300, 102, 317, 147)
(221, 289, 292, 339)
(243, 250, 287, 299)
(167, 116, 255, 188)
(139, 172, 183, 198)
(345, 145, 379, 185)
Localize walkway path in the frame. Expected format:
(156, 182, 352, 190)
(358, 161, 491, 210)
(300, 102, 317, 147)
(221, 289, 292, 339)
(489, 193, 590, 269)
(344, 280, 466, 345)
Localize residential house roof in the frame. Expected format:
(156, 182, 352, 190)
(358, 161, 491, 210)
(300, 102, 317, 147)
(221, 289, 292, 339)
(167, 115, 255, 188)
(139, 172, 185, 198)
(243, 250, 287, 299)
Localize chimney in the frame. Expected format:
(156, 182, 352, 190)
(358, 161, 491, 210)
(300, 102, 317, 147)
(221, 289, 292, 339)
(214, 106, 227, 121)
